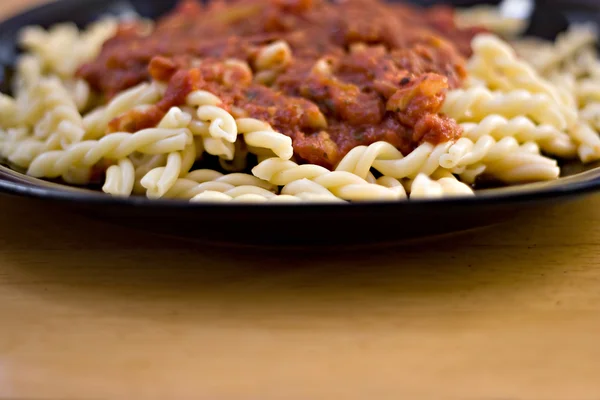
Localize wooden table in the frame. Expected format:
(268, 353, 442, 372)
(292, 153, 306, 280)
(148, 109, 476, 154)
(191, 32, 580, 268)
(3, 2, 600, 399)
(6, 195, 600, 400)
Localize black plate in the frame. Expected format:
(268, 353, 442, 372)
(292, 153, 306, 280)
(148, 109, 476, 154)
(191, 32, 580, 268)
(1, 0, 600, 248)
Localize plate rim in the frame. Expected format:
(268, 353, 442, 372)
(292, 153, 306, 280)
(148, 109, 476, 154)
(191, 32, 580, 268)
(2, 166, 599, 209)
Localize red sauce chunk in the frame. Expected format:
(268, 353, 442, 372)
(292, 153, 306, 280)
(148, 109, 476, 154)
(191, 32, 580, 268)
(78, 0, 483, 168)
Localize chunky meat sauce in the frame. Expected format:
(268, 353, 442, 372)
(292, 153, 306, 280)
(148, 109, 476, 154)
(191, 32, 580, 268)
(78, 0, 484, 168)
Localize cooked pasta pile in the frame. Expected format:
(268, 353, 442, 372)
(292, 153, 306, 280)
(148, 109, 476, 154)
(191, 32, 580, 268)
(0, 1, 599, 203)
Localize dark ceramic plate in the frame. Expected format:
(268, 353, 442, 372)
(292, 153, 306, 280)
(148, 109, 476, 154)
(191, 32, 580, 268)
(1, 0, 600, 247)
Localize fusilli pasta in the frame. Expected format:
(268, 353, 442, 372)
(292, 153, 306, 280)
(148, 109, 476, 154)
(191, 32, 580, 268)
(2, 5, 599, 205)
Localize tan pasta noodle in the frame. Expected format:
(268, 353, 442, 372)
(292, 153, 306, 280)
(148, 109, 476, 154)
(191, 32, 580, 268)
(576, 48, 600, 79)
(188, 118, 235, 160)
(409, 172, 475, 199)
(186, 91, 293, 163)
(18, 19, 118, 78)
(371, 142, 454, 179)
(576, 79, 600, 105)
(581, 103, 600, 131)
(335, 141, 403, 180)
(33, 77, 85, 146)
(190, 185, 345, 203)
(468, 33, 577, 120)
(27, 127, 192, 180)
(547, 71, 577, 101)
(191, 190, 299, 203)
(196, 105, 238, 143)
(520, 141, 542, 155)
(192, 185, 277, 201)
(222, 59, 254, 87)
(186, 90, 222, 107)
(447, 135, 560, 183)
(510, 25, 600, 163)
(190, 186, 342, 203)
(453, 164, 488, 185)
(138, 107, 197, 198)
(236, 118, 293, 160)
(254, 40, 292, 84)
(13, 54, 43, 92)
(374, 176, 408, 200)
(277, 179, 347, 202)
(485, 153, 562, 183)
(131, 154, 168, 195)
(459, 115, 577, 158)
(185, 90, 237, 160)
(64, 79, 93, 113)
(571, 122, 600, 162)
(252, 158, 405, 201)
(525, 24, 597, 74)
(13, 58, 48, 126)
(219, 139, 249, 172)
(0, 95, 18, 129)
(141, 142, 197, 198)
(335, 141, 455, 180)
(1, 128, 62, 169)
(164, 169, 275, 200)
(83, 81, 166, 140)
(103, 158, 135, 196)
(443, 87, 569, 131)
(254, 40, 293, 71)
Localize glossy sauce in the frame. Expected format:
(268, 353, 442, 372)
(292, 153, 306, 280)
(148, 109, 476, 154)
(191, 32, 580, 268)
(79, 0, 484, 168)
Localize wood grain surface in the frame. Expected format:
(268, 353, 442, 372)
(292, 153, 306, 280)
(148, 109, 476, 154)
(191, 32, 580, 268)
(2, 1, 600, 399)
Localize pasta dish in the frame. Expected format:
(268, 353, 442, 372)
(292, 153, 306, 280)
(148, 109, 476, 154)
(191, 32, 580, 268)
(0, 0, 599, 203)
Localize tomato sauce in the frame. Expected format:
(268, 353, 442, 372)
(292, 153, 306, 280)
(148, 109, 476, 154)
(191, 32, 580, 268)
(78, 0, 483, 168)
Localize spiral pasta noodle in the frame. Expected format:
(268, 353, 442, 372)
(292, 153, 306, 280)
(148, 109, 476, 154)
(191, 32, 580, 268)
(334, 141, 454, 181)
(443, 87, 569, 131)
(517, 24, 598, 75)
(447, 135, 560, 183)
(254, 41, 293, 85)
(510, 24, 600, 163)
(191, 189, 291, 203)
(469, 34, 576, 116)
(103, 158, 135, 196)
(0, 95, 18, 129)
(581, 103, 600, 131)
(190, 185, 344, 203)
(131, 154, 168, 195)
(32, 77, 85, 146)
(186, 90, 293, 160)
(409, 172, 475, 199)
(219, 139, 249, 172)
(138, 107, 197, 198)
(236, 118, 293, 160)
(459, 115, 577, 158)
(254, 41, 293, 72)
(252, 158, 405, 201)
(162, 169, 275, 200)
(140, 145, 197, 198)
(1, 129, 62, 169)
(27, 126, 192, 180)
(184, 94, 235, 162)
(190, 187, 344, 203)
(13, 57, 48, 126)
(64, 79, 93, 112)
(83, 81, 166, 140)
(19, 19, 118, 78)
(13, 54, 43, 91)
